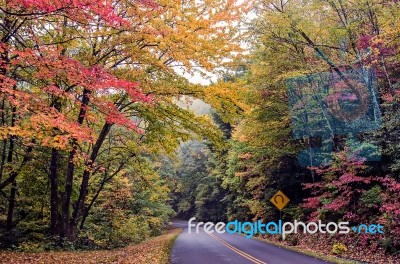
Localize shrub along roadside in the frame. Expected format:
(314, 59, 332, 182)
(258, 233, 400, 264)
(0, 228, 181, 264)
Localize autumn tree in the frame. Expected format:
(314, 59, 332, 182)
(0, 0, 252, 244)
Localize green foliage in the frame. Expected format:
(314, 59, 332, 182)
(110, 216, 151, 247)
(332, 243, 348, 255)
(162, 140, 228, 222)
(81, 159, 175, 249)
(360, 186, 382, 209)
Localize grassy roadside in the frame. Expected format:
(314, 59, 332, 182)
(0, 228, 182, 264)
(251, 236, 360, 264)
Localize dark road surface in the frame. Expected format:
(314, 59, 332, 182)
(171, 220, 333, 264)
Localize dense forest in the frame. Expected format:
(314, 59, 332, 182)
(168, 0, 400, 261)
(0, 0, 400, 262)
(0, 0, 250, 250)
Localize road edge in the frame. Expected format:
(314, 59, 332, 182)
(165, 228, 182, 264)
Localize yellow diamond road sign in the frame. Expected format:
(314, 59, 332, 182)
(270, 190, 290, 211)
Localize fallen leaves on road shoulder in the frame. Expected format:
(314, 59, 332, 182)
(0, 229, 181, 264)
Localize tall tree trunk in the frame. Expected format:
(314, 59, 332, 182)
(61, 89, 90, 240)
(61, 148, 75, 238)
(79, 172, 108, 230)
(72, 123, 111, 235)
(49, 98, 62, 235)
(6, 180, 16, 229)
(5, 104, 16, 229)
(49, 148, 60, 235)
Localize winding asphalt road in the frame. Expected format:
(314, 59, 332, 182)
(171, 220, 333, 264)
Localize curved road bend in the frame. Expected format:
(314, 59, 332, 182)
(171, 220, 333, 264)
